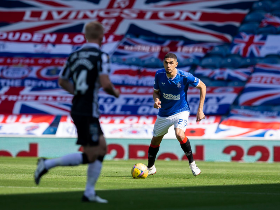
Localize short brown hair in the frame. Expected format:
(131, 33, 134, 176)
(164, 53, 177, 60)
(84, 21, 104, 40)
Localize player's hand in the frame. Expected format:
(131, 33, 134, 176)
(196, 110, 205, 122)
(114, 89, 120, 98)
(154, 100, 161, 109)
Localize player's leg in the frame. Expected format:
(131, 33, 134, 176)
(82, 134, 108, 203)
(34, 115, 91, 185)
(174, 111, 201, 176)
(147, 115, 171, 175)
(147, 135, 164, 175)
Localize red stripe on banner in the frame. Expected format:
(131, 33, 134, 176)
(35, 0, 71, 8)
(161, 23, 231, 43)
(221, 118, 280, 130)
(241, 93, 280, 106)
(10, 22, 72, 32)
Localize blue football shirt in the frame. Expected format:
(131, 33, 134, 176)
(154, 68, 200, 117)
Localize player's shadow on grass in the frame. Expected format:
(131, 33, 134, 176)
(0, 184, 280, 210)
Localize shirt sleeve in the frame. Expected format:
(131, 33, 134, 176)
(99, 52, 110, 75)
(187, 72, 200, 87)
(59, 58, 71, 80)
(154, 72, 159, 90)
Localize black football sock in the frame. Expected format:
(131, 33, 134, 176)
(180, 137, 194, 164)
(148, 144, 160, 168)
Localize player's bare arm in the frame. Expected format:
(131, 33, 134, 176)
(100, 74, 120, 98)
(153, 89, 161, 109)
(58, 78, 74, 95)
(195, 80, 206, 122)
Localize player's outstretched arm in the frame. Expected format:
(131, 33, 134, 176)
(58, 78, 74, 95)
(100, 74, 120, 98)
(153, 90, 161, 109)
(195, 80, 206, 122)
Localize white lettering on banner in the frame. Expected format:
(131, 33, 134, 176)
(0, 79, 21, 86)
(21, 10, 203, 21)
(99, 116, 155, 124)
(24, 80, 58, 88)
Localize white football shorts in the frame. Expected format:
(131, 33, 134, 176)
(152, 111, 190, 137)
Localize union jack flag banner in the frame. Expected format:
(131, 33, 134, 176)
(112, 37, 217, 61)
(238, 63, 280, 106)
(194, 66, 253, 81)
(0, 0, 256, 42)
(259, 13, 280, 28)
(110, 63, 190, 86)
(213, 115, 280, 139)
(230, 33, 280, 57)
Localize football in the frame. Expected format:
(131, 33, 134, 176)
(131, 163, 148, 179)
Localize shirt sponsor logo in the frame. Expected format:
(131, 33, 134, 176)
(163, 93, 180, 100)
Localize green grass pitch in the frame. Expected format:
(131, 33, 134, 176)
(0, 157, 280, 210)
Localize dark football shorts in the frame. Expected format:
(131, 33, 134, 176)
(71, 114, 104, 146)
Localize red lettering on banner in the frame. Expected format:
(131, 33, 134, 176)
(182, 145, 204, 161)
(16, 143, 38, 157)
(247, 146, 270, 162)
(273, 146, 280, 162)
(0, 57, 66, 66)
(158, 153, 178, 160)
(107, 144, 125, 159)
(129, 145, 149, 159)
(223, 145, 244, 161)
(0, 150, 13, 157)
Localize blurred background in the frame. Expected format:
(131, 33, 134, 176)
(0, 0, 279, 162)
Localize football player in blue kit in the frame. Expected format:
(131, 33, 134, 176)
(147, 52, 206, 176)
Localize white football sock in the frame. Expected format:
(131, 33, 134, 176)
(44, 153, 83, 170)
(84, 160, 102, 198)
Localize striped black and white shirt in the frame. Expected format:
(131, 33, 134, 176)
(59, 43, 110, 117)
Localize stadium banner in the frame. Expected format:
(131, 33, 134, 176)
(112, 37, 217, 61)
(99, 86, 243, 115)
(0, 0, 255, 42)
(0, 40, 119, 56)
(194, 66, 253, 81)
(0, 57, 66, 66)
(0, 87, 72, 115)
(1, 137, 280, 163)
(230, 108, 280, 118)
(0, 86, 242, 115)
(230, 33, 280, 57)
(0, 65, 62, 88)
(56, 115, 221, 138)
(238, 63, 280, 106)
(213, 115, 280, 139)
(0, 114, 54, 135)
(110, 63, 190, 86)
(259, 14, 280, 28)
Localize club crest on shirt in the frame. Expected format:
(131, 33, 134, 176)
(177, 82, 181, 88)
(162, 82, 165, 86)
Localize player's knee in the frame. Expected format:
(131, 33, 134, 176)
(175, 133, 185, 142)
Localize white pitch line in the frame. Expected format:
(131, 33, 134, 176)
(0, 186, 279, 196)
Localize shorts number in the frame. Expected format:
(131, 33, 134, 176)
(74, 70, 88, 94)
(178, 119, 188, 126)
